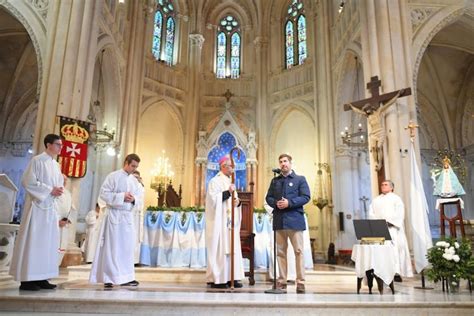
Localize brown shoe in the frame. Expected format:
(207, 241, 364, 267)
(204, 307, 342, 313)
(296, 283, 305, 293)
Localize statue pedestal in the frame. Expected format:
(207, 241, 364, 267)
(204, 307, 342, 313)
(0, 223, 20, 273)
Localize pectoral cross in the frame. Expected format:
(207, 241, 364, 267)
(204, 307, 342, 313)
(343, 76, 412, 115)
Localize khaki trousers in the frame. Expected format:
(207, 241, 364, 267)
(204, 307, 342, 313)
(276, 229, 305, 284)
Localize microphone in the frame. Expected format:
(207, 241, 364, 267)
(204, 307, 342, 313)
(271, 168, 281, 174)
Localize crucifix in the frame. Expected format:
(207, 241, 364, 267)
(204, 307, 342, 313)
(404, 120, 419, 142)
(344, 75, 412, 186)
(343, 76, 411, 115)
(223, 89, 234, 102)
(223, 89, 234, 110)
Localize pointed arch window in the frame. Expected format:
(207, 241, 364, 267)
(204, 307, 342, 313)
(285, 0, 307, 69)
(152, 0, 176, 65)
(216, 15, 241, 79)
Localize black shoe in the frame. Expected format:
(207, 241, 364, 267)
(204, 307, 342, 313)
(227, 281, 243, 288)
(210, 283, 228, 289)
(104, 283, 113, 289)
(394, 275, 403, 282)
(36, 280, 57, 289)
(19, 281, 40, 291)
(121, 280, 139, 286)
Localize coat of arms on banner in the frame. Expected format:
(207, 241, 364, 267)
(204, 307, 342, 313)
(58, 116, 90, 178)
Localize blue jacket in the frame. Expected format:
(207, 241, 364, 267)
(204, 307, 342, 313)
(265, 170, 311, 230)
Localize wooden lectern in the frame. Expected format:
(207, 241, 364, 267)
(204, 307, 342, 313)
(238, 191, 255, 285)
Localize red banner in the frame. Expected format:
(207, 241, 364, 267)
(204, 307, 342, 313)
(58, 116, 90, 178)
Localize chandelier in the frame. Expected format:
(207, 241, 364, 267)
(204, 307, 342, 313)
(340, 123, 367, 148)
(340, 56, 368, 149)
(87, 49, 117, 156)
(150, 150, 175, 190)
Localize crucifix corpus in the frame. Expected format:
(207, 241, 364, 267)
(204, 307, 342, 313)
(343, 75, 412, 183)
(343, 76, 411, 115)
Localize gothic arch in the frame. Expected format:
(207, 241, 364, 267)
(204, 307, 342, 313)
(13, 99, 37, 142)
(140, 96, 184, 138)
(205, 1, 254, 28)
(269, 103, 314, 162)
(412, 6, 473, 102)
(0, 1, 46, 95)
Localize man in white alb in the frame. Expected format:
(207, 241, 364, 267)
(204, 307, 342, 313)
(56, 174, 72, 266)
(131, 170, 145, 265)
(205, 156, 244, 288)
(89, 153, 141, 288)
(9, 134, 65, 291)
(368, 180, 413, 281)
(81, 203, 102, 263)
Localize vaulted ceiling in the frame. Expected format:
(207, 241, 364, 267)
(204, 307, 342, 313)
(417, 13, 474, 150)
(0, 7, 38, 141)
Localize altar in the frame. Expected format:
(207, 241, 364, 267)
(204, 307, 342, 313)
(139, 211, 314, 270)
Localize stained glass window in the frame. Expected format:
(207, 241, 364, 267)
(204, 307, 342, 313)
(230, 33, 240, 79)
(217, 32, 226, 79)
(152, 0, 176, 65)
(165, 17, 175, 65)
(285, 21, 294, 69)
(216, 15, 241, 79)
(152, 11, 163, 60)
(284, 0, 307, 69)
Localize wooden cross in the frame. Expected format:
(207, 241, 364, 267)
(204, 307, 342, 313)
(405, 120, 419, 142)
(223, 89, 234, 103)
(344, 76, 412, 115)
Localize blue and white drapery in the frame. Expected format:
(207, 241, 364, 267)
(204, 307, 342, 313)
(140, 211, 207, 268)
(253, 213, 314, 270)
(140, 211, 314, 269)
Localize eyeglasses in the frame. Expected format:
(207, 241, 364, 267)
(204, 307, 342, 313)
(53, 142, 63, 147)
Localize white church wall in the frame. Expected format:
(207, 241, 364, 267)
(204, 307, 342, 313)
(136, 100, 184, 209)
(271, 108, 318, 242)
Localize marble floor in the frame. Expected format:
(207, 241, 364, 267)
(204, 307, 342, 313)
(0, 265, 473, 315)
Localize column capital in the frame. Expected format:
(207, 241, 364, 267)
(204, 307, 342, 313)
(189, 34, 205, 49)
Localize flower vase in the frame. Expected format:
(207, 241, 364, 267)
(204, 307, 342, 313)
(447, 277, 460, 293)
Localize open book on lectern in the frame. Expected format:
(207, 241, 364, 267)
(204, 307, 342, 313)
(353, 219, 392, 241)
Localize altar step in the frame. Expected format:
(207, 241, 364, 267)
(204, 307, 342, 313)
(0, 272, 15, 287)
(1, 278, 473, 316)
(67, 264, 357, 285)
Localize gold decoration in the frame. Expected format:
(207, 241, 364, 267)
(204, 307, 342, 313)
(60, 123, 89, 143)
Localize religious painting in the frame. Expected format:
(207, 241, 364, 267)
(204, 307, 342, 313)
(206, 132, 246, 190)
(57, 116, 91, 178)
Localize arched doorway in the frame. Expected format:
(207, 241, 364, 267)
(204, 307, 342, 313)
(0, 7, 39, 219)
(416, 13, 474, 232)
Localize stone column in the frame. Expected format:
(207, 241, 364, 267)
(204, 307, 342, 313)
(334, 147, 358, 249)
(313, 1, 335, 257)
(253, 36, 268, 207)
(34, 0, 100, 145)
(121, 1, 150, 155)
(183, 34, 204, 206)
(359, 0, 415, 204)
(31, 0, 102, 266)
(200, 162, 207, 207)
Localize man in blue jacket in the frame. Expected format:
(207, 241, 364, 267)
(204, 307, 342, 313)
(265, 153, 311, 293)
